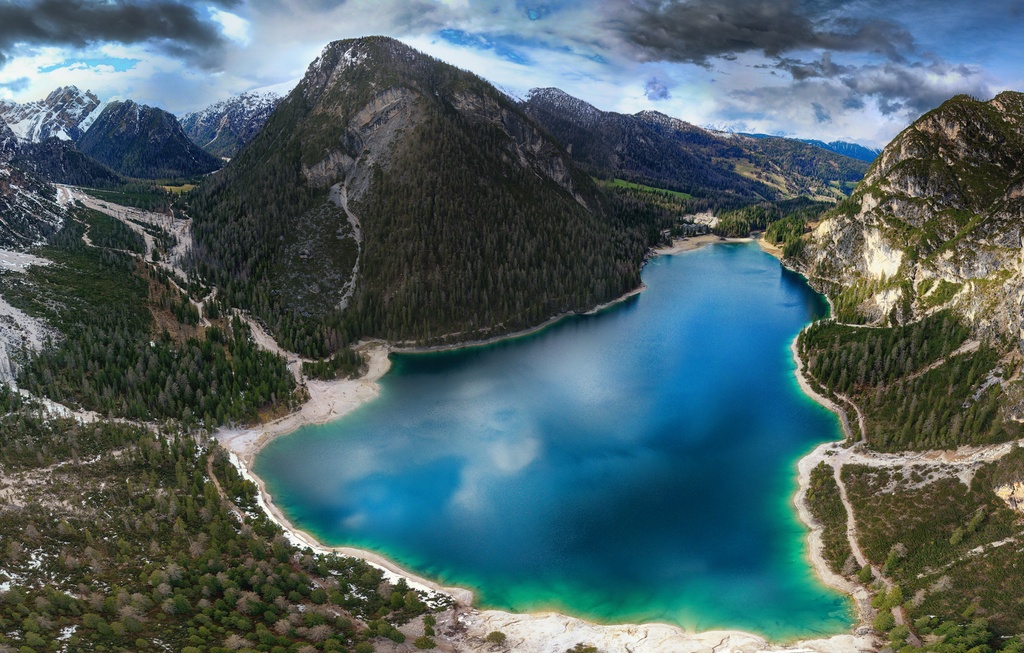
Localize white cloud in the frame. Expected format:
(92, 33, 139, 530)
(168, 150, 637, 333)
(209, 7, 251, 46)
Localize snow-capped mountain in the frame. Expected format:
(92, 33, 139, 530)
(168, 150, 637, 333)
(180, 90, 283, 157)
(797, 139, 881, 162)
(0, 86, 103, 143)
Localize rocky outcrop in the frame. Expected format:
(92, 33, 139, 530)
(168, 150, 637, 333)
(797, 92, 1024, 336)
(995, 482, 1024, 512)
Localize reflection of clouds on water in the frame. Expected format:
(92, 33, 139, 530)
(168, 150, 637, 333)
(450, 433, 541, 512)
(342, 511, 366, 529)
(257, 244, 851, 638)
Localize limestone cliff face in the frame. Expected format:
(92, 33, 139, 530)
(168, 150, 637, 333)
(797, 92, 1024, 339)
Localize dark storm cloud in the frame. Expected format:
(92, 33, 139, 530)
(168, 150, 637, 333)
(0, 0, 234, 69)
(811, 101, 831, 123)
(776, 53, 850, 80)
(644, 76, 671, 100)
(616, 0, 915, 66)
(839, 60, 990, 115)
(0, 77, 31, 92)
(770, 50, 991, 117)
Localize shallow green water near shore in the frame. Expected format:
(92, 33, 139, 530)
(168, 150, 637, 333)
(254, 242, 852, 640)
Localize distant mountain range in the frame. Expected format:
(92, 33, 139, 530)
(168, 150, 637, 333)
(0, 86, 104, 143)
(180, 90, 283, 158)
(523, 87, 869, 204)
(0, 86, 220, 182)
(739, 133, 880, 162)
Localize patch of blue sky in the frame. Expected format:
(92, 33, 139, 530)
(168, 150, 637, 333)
(39, 57, 139, 74)
(515, 0, 576, 21)
(437, 29, 534, 65)
(438, 28, 608, 69)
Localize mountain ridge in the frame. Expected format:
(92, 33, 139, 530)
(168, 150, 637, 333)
(522, 87, 869, 204)
(78, 99, 222, 179)
(0, 85, 103, 143)
(180, 90, 283, 158)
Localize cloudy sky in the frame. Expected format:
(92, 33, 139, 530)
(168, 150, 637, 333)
(0, 0, 1021, 147)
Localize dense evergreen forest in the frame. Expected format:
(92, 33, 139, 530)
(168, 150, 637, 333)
(713, 197, 831, 245)
(11, 138, 124, 188)
(799, 311, 1020, 451)
(0, 212, 298, 429)
(0, 407, 443, 652)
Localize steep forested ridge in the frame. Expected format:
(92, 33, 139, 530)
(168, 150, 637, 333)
(78, 100, 222, 179)
(190, 36, 650, 356)
(12, 138, 124, 188)
(786, 91, 1024, 651)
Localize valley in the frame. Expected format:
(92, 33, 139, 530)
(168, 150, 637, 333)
(0, 31, 1022, 653)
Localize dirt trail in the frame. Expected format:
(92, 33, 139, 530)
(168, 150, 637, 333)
(328, 181, 361, 311)
(61, 185, 193, 282)
(233, 311, 310, 383)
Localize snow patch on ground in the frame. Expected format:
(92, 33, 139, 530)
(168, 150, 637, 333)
(0, 248, 50, 272)
(0, 295, 53, 384)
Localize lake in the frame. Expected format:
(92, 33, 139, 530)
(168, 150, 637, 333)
(254, 242, 852, 640)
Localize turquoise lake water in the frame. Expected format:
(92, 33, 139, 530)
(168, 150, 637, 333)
(254, 242, 852, 640)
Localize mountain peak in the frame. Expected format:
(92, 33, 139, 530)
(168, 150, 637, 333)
(78, 100, 221, 178)
(801, 90, 1024, 333)
(0, 85, 102, 143)
(181, 89, 284, 158)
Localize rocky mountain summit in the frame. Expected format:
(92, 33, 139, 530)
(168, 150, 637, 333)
(0, 85, 103, 143)
(799, 92, 1024, 340)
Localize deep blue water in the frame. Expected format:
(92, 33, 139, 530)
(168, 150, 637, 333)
(254, 242, 851, 640)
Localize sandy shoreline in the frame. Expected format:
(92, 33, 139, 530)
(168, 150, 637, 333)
(653, 233, 753, 256)
(789, 336, 875, 633)
(215, 239, 874, 653)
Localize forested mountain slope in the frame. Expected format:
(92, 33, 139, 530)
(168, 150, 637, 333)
(78, 100, 222, 179)
(522, 87, 868, 205)
(0, 131, 65, 248)
(12, 138, 124, 188)
(788, 92, 1024, 450)
(190, 36, 650, 356)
